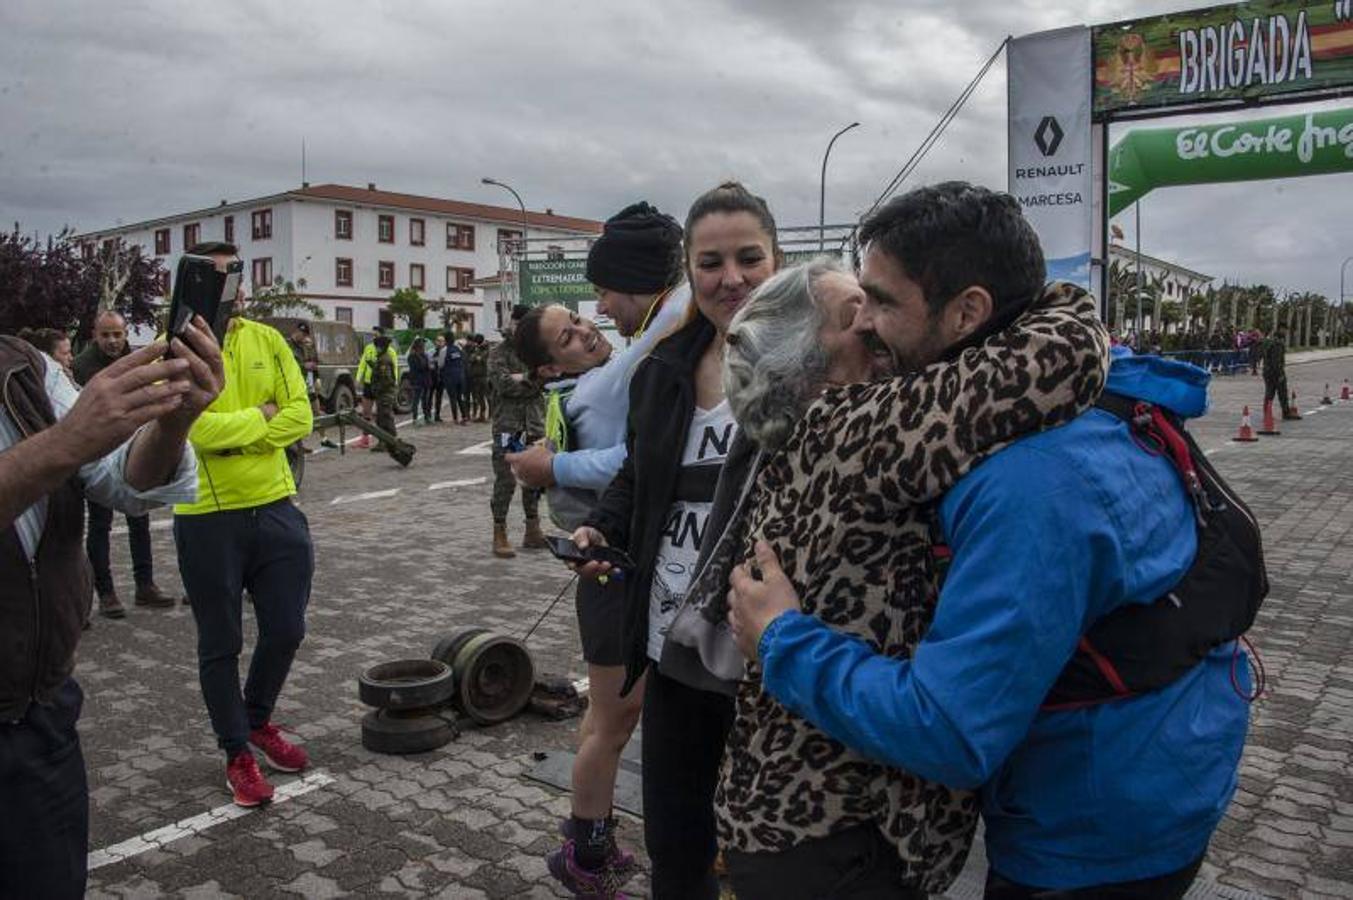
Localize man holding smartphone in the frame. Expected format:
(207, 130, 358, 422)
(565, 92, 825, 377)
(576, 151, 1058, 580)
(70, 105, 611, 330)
(1, 318, 221, 899)
(173, 242, 316, 808)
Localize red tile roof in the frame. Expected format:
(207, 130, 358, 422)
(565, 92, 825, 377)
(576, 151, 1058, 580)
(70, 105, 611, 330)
(294, 184, 601, 234)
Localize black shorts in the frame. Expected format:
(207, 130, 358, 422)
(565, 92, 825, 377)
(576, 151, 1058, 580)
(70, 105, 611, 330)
(576, 577, 627, 666)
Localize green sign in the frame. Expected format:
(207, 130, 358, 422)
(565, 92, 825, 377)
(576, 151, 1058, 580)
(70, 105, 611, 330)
(1108, 107, 1353, 216)
(1093, 1, 1353, 114)
(518, 258, 592, 309)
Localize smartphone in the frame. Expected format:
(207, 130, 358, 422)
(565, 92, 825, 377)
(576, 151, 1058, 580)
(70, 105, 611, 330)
(165, 254, 239, 348)
(544, 536, 636, 571)
(499, 431, 526, 453)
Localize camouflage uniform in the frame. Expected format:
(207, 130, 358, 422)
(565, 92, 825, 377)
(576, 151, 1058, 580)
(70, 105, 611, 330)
(488, 339, 545, 524)
(467, 342, 491, 420)
(371, 347, 399, 437)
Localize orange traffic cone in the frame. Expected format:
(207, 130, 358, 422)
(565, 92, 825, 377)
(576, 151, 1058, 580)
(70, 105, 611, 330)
(1322, 383, 1334, 405)
(1342, 379, 1351, 401)
(1257, 399, 1281, 435)
(1287, 390, 1303, 420)
(1233, 406, 1259, 442)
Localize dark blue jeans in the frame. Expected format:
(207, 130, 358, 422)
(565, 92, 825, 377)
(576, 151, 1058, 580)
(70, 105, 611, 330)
(0, 678, 88, 899)
(174, 499, 313, 757)
(86, 499, 154, 593)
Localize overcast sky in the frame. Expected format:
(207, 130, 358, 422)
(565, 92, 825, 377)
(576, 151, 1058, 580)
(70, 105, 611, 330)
(2, 0, 1350, 301)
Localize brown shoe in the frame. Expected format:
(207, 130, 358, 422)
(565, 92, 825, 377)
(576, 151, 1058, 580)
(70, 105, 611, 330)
(134, 582, 177, 608)
(522, 517, 548, 550)
(98, 591, 127, 619)
(493, 523, 517, 559)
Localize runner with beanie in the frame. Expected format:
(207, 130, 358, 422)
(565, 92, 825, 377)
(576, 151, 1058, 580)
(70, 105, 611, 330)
(507, 201, 688, 897)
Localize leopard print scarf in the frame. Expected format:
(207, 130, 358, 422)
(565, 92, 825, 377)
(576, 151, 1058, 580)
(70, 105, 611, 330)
(714, 282, 1110, 892)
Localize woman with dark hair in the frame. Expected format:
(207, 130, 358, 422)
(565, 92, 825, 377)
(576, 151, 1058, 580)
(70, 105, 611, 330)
(407, 337, 432, 426)
(509, 202, 688, 897)
(570, 182, 782, 899)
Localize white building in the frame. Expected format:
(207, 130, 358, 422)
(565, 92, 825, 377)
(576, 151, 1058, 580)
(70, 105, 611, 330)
(1108, 243, 1214, 307)
(77, 183, 602, 338)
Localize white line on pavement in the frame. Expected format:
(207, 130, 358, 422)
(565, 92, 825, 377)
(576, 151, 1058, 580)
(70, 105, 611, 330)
(87, 771, 336, 871)
(427, 477, 488, 491)
(330, 488, 401, 506)
(458, 440, 495, 456)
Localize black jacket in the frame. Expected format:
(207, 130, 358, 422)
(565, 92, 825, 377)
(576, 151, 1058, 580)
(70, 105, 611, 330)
(71, 341, 128, 388)
(0, 338, 91, 721)
(583, 315, 717, 694)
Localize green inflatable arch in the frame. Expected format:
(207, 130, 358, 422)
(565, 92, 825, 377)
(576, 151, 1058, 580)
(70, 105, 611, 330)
(1109, 107, 1353, 217)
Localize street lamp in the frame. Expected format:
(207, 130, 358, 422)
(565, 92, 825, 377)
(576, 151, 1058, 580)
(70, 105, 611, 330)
(481, 177, 529, 327)
(819, 122, 860, 251)
(1340, 255, 1353, 345)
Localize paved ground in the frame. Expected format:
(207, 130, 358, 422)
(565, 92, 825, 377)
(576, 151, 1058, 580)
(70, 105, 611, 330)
(77, 353, 1353, 899)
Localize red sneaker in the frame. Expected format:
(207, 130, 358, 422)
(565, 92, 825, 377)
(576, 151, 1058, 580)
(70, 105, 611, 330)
(249, 721, 309, 773)
(225, 751, 275, 807)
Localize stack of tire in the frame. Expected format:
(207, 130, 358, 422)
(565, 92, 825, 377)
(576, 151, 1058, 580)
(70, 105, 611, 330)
(358, 627, 536, 755)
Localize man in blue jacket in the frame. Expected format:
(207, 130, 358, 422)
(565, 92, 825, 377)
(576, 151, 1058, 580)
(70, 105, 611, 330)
(727, 182, 1249, 898)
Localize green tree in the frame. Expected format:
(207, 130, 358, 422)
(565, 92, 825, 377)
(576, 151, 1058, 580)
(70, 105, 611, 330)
(387, 287, 426, 329)
(245, 276, 323, 321)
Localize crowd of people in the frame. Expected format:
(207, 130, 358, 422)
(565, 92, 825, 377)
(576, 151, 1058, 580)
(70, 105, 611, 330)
(1, 184, 1265, 900)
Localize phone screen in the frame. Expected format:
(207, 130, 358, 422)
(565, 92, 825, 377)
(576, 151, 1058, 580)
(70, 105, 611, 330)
(545, 536, 589, 564)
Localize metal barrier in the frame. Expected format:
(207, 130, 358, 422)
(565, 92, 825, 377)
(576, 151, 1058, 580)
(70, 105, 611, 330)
(1158, 349, 1253, 375)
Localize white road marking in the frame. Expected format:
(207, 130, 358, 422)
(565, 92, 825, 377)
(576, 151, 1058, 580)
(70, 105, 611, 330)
(427, 477, 488, 492)
(329, 488, 401, 506)
(87, 771, 336, 871)
(110, 519, 173, 537)
(458, 440, 495, 456)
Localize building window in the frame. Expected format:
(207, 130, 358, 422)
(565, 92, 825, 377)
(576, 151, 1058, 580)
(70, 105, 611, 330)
(378, 260, 395, 290)
(410, 263, 425, 290)
(251, 208, 273, 240)
(410, 218, 425, 246)
(447, 223, 476, 251)
(335, 210, 353, 240)
(447, 266, 475, 293)
(335, 306, 353, 325)
(183, 223, 201, 250)
(157, 270, 171, 295)
(81, 242, 95, 261)
(378, 214, 394, 243)
(446, 223, 473, 250)
(336, 257, 353, 288)
(154, 228, 170, 255)
(251, 257, 273, 287)
(497, 228, 523, 253)
(546, 244, 565, 261)
(224, 215, 234, 244)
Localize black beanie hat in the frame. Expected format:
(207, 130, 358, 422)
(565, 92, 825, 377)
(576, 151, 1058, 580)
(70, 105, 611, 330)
(586, 202, 683, 294)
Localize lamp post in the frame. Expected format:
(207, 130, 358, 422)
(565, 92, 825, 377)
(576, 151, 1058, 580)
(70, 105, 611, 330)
(481, 177, 529, 328)
(819, 122, 860, 251)
(1340, 255, 1353, 345)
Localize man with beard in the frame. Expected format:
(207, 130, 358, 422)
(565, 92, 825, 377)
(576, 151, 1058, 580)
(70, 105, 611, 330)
(73, 310, 181, 616)
(728, 183, 1250, 898)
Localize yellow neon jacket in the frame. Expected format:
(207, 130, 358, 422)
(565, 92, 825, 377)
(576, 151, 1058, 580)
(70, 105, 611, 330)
(355, 343, 399, 386)
(174, 318, 313, 515)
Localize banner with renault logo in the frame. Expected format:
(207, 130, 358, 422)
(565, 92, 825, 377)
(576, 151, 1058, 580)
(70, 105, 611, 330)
(1008, 26, 1094, 288)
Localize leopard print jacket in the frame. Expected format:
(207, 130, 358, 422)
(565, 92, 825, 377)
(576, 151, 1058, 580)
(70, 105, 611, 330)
(714, 282, 1110, 892)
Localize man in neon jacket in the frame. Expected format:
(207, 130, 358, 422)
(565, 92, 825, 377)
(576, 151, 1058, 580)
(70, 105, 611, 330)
(727, 184, 1248, 898)
(355, 326, 400, 447)
(174, 242, 316, 808)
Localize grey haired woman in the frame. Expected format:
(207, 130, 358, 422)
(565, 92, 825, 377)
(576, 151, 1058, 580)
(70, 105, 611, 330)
(661, 257, 1111, 897)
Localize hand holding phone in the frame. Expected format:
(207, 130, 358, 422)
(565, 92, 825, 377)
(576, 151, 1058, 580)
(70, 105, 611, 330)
(546, 534, 635, 573)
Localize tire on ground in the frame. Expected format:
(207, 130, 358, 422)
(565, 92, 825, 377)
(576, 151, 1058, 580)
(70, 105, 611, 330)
(430, 627, 490, 668)
(358, 659, 455, 711)
(360, 709, 455, 755)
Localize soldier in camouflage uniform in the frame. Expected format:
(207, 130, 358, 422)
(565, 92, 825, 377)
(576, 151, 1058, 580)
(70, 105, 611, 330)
(489, 306, 546, 558)
(358, 332, 401, 449)
(467, 334, 491, 422)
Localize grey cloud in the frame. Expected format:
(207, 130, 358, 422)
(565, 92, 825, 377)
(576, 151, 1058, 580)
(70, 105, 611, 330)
(1, 0, 1348, 299)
